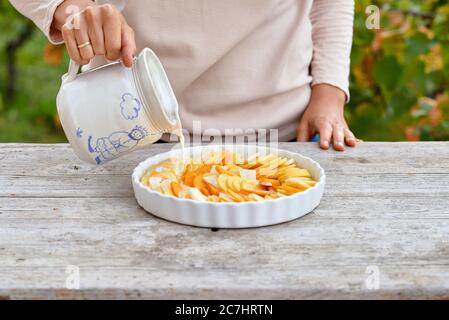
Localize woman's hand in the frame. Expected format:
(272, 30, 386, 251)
(297, 84, 359, 151)
(52, 0, 137, 67)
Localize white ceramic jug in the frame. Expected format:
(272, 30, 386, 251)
(57, 48, 180, 165)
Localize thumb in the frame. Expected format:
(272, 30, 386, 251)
(121, 24, 137, 68)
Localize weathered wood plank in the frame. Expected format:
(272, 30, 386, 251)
(0, 142, 448, 299)
(1, 172, 448, 198)
(1, 218, 448, 267)
(1, 266, 449, 299)
(1, 195, 448, 220)
(1, 142, 449, 177)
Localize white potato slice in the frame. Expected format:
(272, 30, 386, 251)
(284, 158, 296, 166)
(226, 176, 236, 192)
(217, 174, 229, 191)
(210, 165, 218, 175)
(248, 193, 265, 202)
(239, 168, 257, 181)
(188, 188, 208, 201)
(203, 174, 218, 187)
(173, 161, 185, 176)
(284, 177, 311, 189)
(219, 192, 233, 202)
(161, 179, 174, 195)
(149, 177, 163, 190)
(246, 153, 259, 163)
(232, 177, 242, 192)
(178, 190, 189, 199)
(154, 166, 166, 173)
(207, 195, 220, 202)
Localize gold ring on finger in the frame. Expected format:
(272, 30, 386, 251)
(77, 41, 91, 49)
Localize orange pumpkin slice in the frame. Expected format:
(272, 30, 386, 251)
(171, 182, 182, 197)
(277, 185, 302, 195)
(183, 171, 196, 187)
(216, 166, 236, 176)
(205, 182, 220, 196)
(196, 164, 212, 175)
(193, 175, 210, 196)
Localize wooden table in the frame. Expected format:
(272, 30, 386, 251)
(0, 142, 448, 299)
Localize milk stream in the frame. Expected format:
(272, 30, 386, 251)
(171, 115, 186, 164)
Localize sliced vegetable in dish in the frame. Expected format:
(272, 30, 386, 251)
(140, 151, 317, 202)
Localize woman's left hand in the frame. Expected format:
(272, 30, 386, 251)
(297, 84, 360, 151)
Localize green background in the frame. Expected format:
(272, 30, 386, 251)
(0, 0, 448, 143)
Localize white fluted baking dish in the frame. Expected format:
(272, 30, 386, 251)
(132, 145, 325, 228)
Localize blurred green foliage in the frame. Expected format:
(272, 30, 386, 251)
(0, 0, 68, 142)
(0, 0, 448, 142)
(348, 0, 449, 141)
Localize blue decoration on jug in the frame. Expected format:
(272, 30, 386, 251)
(87, 125, 149, 164)
(76, 128, 83, 138)
(120, 93, 141, 120)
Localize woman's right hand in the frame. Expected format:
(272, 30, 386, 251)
(52, 0, 137, 67)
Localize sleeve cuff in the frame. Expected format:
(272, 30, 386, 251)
(43, 0, 67, 44)
(311, 77, 350, 104)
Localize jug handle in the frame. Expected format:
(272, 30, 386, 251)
(62, 60, 80, 84)
(61, 59, 127, 84)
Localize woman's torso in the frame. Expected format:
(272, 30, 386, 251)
(103, 0, 315, 140)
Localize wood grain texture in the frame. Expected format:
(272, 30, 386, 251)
(0, 142, 448, 299)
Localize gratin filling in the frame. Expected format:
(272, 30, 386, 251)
(141, 151, 317, 202)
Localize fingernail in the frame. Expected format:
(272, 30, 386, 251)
(323, 140, 329, 148)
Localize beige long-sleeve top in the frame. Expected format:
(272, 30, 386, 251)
(10, 0, 354, 141)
